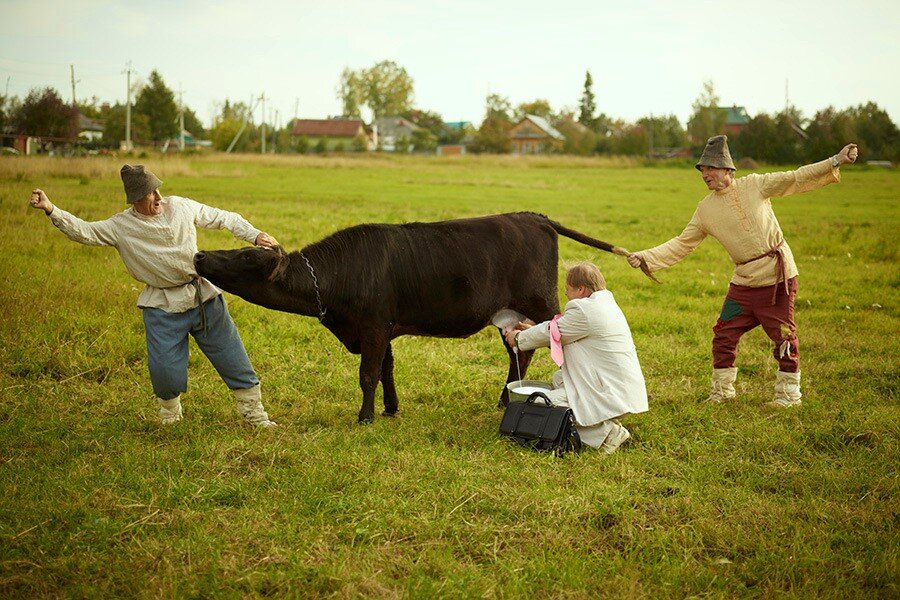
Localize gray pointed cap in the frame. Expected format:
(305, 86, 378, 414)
(695, 135, 735, 171)
(120, 164, 163, 203)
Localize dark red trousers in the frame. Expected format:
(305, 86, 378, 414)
(712, 277, 799, 372)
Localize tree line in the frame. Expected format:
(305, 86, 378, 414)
(1, 63, 897, 163)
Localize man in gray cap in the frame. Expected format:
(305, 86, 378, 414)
(29, 164, 278, 427)
(627, 136, 858, 408)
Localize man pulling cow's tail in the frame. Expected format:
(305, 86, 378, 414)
(627, 136, 859, 408)
(29, 165, 278, 427)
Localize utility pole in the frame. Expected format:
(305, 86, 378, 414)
(785, 79, 789, 112)
(69, 64, 80, 108)
(272, 109, 279, 153)
(178, 83, 185, 151)
(259, 92, 267, 154)
(122, 61, 135, 151)
(225, 95, 260, 153)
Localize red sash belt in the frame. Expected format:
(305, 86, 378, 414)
(736, 239, 788, 305)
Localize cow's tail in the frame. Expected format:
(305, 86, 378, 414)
(547, 218, 660, 283)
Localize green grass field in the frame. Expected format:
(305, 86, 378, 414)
(0, 154, 897, 598)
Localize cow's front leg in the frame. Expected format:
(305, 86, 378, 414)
(358, 331, 390, 424)
(381, 342, 399, 417)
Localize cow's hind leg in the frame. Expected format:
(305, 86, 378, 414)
(358, 330, 390, 424)
(381, 342, 399, 417)
(498, 329, 535, 408)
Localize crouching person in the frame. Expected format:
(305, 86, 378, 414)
(506, 262, 648, 452)
(29, 165, 277, 427)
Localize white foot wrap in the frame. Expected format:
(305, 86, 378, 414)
(233, 384, 277, 427)
(158, 396, 183, 424)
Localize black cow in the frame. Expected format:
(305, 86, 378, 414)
(194, 212, 640, 423)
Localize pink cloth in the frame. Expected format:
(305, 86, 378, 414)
(549, 314, 564, 366)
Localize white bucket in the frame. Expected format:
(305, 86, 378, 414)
(506, 379, 553, 402)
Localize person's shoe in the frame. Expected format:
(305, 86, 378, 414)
(706, 367, 737, 403)
(234, 384, 277, 427)
(601, 423, 631, 454)
(158, 396, 183, 424)
(766, 371, 802, 408)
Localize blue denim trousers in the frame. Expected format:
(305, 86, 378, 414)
(141, 295, 259, 400)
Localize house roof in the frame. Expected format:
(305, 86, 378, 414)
(77, 113, 104, 132)
(374, 116, 422, 137)
(291, 119, 364, 137)
(444, 121, 472, 130)
(511, 114, 565, 141)
(724, 106, 750, 126)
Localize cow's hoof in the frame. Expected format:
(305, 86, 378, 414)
(382, 409, 399, 417)
(357, 414, 375, 424)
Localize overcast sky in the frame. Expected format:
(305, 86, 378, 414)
(1, 0, 898, 130)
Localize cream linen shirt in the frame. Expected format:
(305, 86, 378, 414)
(516, 290, 649, 427)
(640, 159, 840, 287)
(49, 195, 261, 313)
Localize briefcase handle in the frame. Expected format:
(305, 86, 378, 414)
(525, 391, 553, 406)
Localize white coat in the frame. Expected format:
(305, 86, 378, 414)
(516, 289, 648, 426)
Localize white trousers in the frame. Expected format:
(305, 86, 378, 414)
(546, 370, 615, 449)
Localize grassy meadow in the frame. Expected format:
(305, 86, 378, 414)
(0, 153, 897, 598)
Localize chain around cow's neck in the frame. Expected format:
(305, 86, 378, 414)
(299, 252, 326, 321)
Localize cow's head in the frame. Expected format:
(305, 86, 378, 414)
(194, 246, 289, 301)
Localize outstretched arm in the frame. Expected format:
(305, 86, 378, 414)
(756, 143, 858, 199)
(30, 188, 117, 247)
(190, 198, 277, 247)
(627, 209, 706, 273)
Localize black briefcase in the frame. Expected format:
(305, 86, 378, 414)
(499, 391, 582, 456)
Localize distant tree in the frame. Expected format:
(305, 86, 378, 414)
(208, 100, 257, 151)
(411, 128, 437, 152)
(470, 94, 513, 154)
(687, 80, 726, 149)
(514, 99, 554, 122)
(401, 108, 446, 140)
(846, 101, 900, 161)
(182, 106, 205, 137)
(337, 60, 414, 120)
(803, 107, 854, 163)
(13, 87, 77, 138)
(578, 70, 596, 128)
(77, 96, 103, 119)
(0, 95, 9, 132)
(770, 109, 804, 164)
(637, 114, 688, 152)
(291, 135, 309, 154)
(556, 118, 597, 156)
(732, 113, 778, 161)
(612, 123, 649, 156)
(134, 70, 178, 141)
(102, 103, 151, 145)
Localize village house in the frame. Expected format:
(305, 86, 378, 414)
(723, 106, 750, 136)
(508, 114, 564, 154)
(373, 116, 422, 152)
(290, 118, 368, 151)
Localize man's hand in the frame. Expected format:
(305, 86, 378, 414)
(627, 252, 643, 269)
(837, 143, 859, 165)
(254, 232, 279, 248)
(504, 320, 534, 347)
(30, 188, 54, 215)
